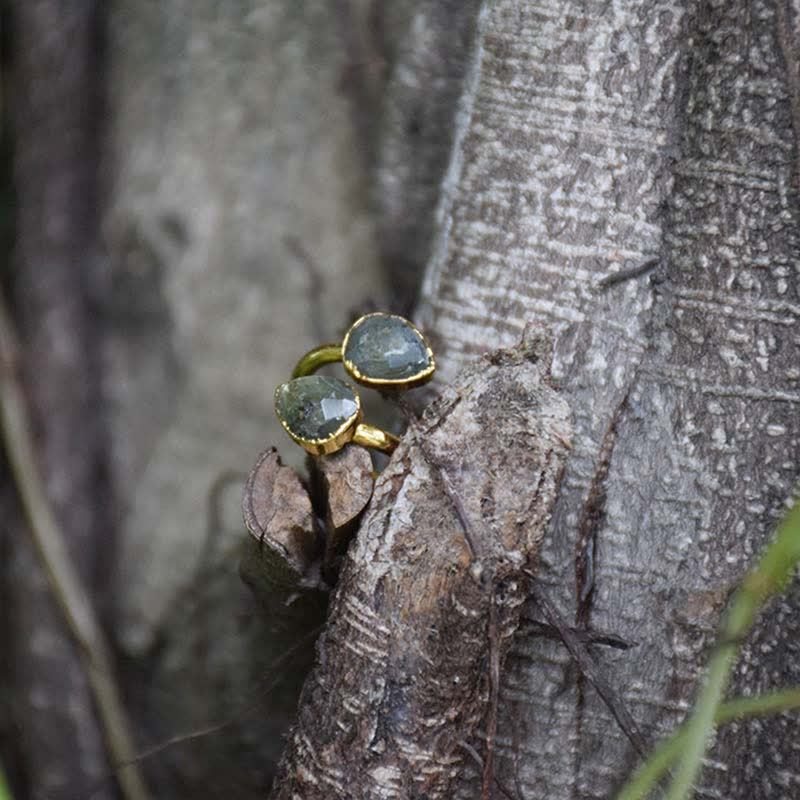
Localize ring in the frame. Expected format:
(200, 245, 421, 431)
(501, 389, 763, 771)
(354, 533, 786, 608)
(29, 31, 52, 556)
(274, 375, 400, 455)
(291, 312, 436, 390)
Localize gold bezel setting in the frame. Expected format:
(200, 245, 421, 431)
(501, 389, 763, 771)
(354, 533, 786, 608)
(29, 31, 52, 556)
(276, 312, 435, 456)
(341, 312, 436, 390)
(274, 377, 362, 456)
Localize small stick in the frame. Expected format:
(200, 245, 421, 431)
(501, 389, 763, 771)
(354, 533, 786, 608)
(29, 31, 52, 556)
(77, 625, 323, 798)
(482, 586, 501, 800)
(0, 292, 151, 800)
(597, 257, 660, 289)
(520, 617, 637, 650)
(526, 578, 649, 759)
(459, 740, 519, 800)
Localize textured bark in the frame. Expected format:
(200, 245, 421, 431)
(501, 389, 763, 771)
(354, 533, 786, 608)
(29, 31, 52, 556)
(370, 0, 485, 307)
(270, 333, 571, 800)
(414, 1, 800, 798)
(6, 1, 800, 798)
(94, 4, 409, 795)
(105, 0, 391, 656)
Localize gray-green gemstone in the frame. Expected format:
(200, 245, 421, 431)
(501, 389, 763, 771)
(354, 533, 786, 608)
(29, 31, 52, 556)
(345, 315, 431, 381)
(275, 376, 358, 441)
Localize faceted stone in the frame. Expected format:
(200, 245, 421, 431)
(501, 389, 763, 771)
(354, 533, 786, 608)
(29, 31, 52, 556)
(344, 314, 432, 382)
(275, 376, 359, 442)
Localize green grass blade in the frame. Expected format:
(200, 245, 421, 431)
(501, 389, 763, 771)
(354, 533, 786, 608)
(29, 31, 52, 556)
(616, 687, 800, 800)
(0, 761, 13, 800)
(617, 501, 800, 800)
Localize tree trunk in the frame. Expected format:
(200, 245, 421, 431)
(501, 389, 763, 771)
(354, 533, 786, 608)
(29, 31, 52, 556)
(415, 1, 800, 797)
(271, 0, 800, 796)
(2, 1, 799, 799)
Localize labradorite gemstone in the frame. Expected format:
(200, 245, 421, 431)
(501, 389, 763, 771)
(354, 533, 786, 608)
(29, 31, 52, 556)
(344, 315, 431, 381)
(275, 376, 359, 441)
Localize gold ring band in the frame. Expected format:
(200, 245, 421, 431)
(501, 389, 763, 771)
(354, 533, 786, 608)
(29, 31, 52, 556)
(291, 312, 435, 391)
(291, 344, 342, 379)
(275, 375, 400, 456)
(276, 313, 435, 457)
(350, 423, 399, 454)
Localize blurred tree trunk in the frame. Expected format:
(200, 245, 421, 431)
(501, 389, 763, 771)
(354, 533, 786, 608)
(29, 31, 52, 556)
(2, 1, 799, 799)
(2, 2, 115, 798)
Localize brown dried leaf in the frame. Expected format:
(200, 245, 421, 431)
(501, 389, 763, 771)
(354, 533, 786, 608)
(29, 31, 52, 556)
(316, 445, 374, 530)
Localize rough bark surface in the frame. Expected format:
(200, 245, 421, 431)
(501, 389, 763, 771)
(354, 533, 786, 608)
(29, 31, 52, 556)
(415, 1, 800, 798)
(6, 0, 800, 798)
(370, 0, 485, 307)
(270, 333, 571, 800)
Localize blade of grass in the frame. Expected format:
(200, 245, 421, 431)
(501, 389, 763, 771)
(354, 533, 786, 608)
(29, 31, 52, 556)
(716, 687, 800, 721)
(616, 501, 800, 800)
(0, 761, 12, 800)
(617, 687, 800, 800)
(663, 643, 735, 800)
(665, 501, 800, 800)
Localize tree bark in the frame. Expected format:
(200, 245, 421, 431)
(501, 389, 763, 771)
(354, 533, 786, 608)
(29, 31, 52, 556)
(414, 1, 800, 797)
(2, 3, 115, 797)
(3, 1, 800, 799)
(270, 332, 571, 800)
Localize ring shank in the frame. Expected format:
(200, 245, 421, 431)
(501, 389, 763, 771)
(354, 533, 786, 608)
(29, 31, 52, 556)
(352, 423, 399, 454)
(290, 342, 401, 456)
(291, 344, 342, 379)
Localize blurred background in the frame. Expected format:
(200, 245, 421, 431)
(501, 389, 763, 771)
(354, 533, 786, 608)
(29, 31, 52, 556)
(3, 2, 800, 799)
(0, 2, 479, 797)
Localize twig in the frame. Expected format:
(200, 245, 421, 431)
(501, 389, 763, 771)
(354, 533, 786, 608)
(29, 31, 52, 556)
(597, 257, 660, 289)
(0, 292, 151, 800)
(458, 740, 519, 800)
(575, 390, 629, 626)
(77, 624, 323, 798)
(520, 617, 636, 650)
(482, 587, 500, 800)
(526, 579, 649, 759)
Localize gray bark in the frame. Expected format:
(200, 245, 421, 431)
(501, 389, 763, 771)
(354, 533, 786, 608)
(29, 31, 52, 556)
(102, 2, 393, 794)
(416, 1, 800, 798)
(4, 0, 800, 799)
(270, 332, 571, 800)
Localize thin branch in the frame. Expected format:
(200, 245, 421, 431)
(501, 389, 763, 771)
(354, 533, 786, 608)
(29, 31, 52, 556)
(458, 740, 519, 800)
(77, 624, 324, 798)
(527, 579, 649, 759)
(597, 257, 660, 289)
(482, 588, 501, 800)
(519, 617, 637, 650)
(0, 292, 151, 800)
